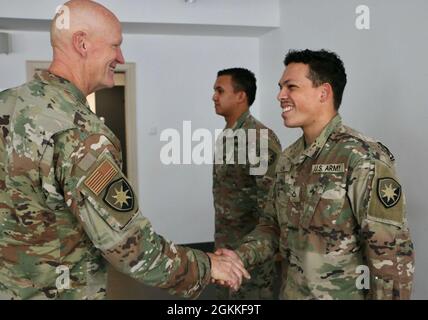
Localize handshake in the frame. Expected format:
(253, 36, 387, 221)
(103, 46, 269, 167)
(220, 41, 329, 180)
(207, 248, 251, 292)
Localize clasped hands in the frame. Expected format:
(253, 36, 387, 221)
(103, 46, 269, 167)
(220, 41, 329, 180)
(207, 248, 250, 292)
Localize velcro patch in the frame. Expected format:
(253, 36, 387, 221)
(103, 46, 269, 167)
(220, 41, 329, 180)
(312, 163, 345, 174)
(77, 153, 97, 172)
(368, 161, 404, 225)
(84, 159, 118, 195)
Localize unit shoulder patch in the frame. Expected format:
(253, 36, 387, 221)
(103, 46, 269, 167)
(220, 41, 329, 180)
(268, 148, 277, 167)
(377, 177, 401, 208)
(103, 178, 135, 212)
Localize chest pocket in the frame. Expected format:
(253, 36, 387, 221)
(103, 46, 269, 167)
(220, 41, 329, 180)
(274, 163, 300, 228)
(300, 183, 325, 228)
(301, 172, 347, 229)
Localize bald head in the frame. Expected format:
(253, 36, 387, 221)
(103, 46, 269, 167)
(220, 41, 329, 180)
(51, 0, 120, 49)
(48, 0, 124, 95)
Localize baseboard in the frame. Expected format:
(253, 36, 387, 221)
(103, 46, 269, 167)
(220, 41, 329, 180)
(181, 241, 214, 252)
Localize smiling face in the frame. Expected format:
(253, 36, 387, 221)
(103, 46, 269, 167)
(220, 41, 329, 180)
(86, 21, 124, 92)
(277, 63, 326, 130)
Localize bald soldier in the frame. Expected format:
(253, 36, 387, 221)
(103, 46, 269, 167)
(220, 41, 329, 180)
(217, 49, 415, 299)
(0, 0, 249, 299)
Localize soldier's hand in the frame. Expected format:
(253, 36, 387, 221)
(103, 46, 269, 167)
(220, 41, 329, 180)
(213, 248, 247, 290)
(208, 249, 250, 291)
(207, 251, 250, 292)
(214, 248, 242, 261)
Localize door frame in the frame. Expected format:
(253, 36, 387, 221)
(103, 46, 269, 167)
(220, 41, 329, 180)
(26, 61, 139, 193)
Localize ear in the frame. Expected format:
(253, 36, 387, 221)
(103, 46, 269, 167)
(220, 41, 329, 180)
(320, 83, 333, 104)
(72, 31, 88, 57)
(237, 91, 247, 104)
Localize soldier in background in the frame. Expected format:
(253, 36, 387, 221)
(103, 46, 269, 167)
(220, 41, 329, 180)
(212, 68, 282, 299)
(217, 49, 415, 299)
(0, 0, 249, 299)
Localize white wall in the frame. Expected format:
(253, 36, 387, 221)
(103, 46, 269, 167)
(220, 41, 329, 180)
(125, 34, 259, 245)
(0, 32, 51, 90)
(258, 0, 428, 299)
(0, 30, 259, 245)
(0, 0, 279, 27)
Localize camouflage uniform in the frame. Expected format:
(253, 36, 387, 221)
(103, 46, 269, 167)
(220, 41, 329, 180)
(213, 111, 282, 299)
(236, 115, 414, 299)
(0, 71, 211, 299)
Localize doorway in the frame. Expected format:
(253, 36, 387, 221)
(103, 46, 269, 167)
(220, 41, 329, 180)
(88, 73, 127, 174)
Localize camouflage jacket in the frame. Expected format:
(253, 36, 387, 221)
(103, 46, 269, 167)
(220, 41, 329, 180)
(236, 115, 415, 299)
(213, 111, 282, 248)
(0, 71, 210, 299)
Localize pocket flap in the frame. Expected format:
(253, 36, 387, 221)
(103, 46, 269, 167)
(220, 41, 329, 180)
(301, 183, 325, 228)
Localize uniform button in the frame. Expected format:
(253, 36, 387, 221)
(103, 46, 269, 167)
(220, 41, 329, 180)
(292, 192, 296, 197)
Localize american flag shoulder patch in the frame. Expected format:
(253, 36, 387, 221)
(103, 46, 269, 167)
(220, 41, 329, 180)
(84, 159, 118, 196)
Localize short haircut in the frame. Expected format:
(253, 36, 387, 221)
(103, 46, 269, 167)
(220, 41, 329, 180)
(284, 49, 347, 110)
(217, 68, 257, 106)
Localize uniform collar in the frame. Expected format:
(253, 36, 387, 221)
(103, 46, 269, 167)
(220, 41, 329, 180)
(34, 70, 87, 105)
(230, 110, 251, 130)
(286, 114, 342, 165)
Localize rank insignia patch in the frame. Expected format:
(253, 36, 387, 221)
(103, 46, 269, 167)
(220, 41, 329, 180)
(103, 178, 134, 212)
(377, 177, 401, 208)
